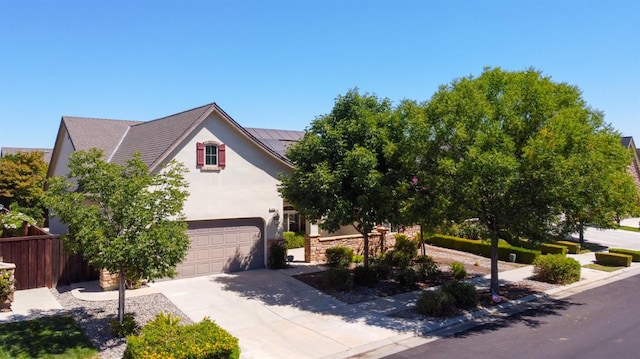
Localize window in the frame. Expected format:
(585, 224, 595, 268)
(205, 144, 218, 166)
(196, 142, 226, 169)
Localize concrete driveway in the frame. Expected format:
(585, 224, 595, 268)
(148, 266, 417, 359)
(568, 217, 640, 250)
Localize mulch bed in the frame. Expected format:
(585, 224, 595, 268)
(292, 245, 556, 317)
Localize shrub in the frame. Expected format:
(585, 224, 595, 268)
(415, 290, 456, 317)
(441, 280, 478, 309)
(0, 269, 15, 302)
(283, 231, 305, 249)
(595, 252, 632, 267)
(370, 256, 392, 280)
(353, 265, 378, 287)
(110, 313, 139, 337)
(540, 243, 567, 256)
(322, 267, 353, 292)
(394, 234, 418, 258)
(449, 261, 467, 280)
(394, 266, 419, 287)
(352, 254, 364, 264)
(124, 313, 240, 359)
(325, 246, 354, 268)
(430, 234, 540, 264)
(415, 255, 441, 280)
(608, 248, 640, 262)
(533, 254, 581, 284)
(268, 242, 287, 269)
(386, 249, 412, 268)
(555, 240, 580, 254)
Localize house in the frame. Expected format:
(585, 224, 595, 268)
(621, 136, 640, 205)
(47, 102, 304, 278)
(0, 147, 53, 165)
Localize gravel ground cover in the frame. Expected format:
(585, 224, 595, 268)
(52, 286, 192, 359)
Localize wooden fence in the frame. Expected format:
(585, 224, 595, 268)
(0, 234, 98, 290)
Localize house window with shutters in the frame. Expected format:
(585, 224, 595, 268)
(196, 141, 226, 170)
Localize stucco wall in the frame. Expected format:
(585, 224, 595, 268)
(48, 130, 75, 234)
(164, 112, 291, 242)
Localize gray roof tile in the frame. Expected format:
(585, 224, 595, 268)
(63, 117, 142, 159)
(0, 147, 53, 164)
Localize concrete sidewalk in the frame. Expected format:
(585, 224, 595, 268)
(0, 248, 639, 358)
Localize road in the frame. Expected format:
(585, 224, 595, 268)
(572, 226, 640, 251)
(382, 273, 640, 359)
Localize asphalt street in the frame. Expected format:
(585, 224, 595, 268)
(382, 273, 640, 359)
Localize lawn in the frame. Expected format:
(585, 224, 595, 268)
(583, 263, 624, 272)
(0, 315, 98, 358)
(617, 225, 640, 233)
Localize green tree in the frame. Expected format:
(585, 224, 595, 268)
(279, 89, 403, 267)
(45, 149, 190, 324)
(0, 151, 48, 223)
(394, 99, 453, 254)
(425, 67, 609, 296)
(529, 116, 640, 242)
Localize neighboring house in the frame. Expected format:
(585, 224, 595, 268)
(621, 136, 640, 205)
(47, 102, 304, 278)
(0, 147, 53, 165)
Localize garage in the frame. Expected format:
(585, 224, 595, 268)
(176, 218, 265, 278)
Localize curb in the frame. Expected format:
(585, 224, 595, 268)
(352, 261, 640, 359)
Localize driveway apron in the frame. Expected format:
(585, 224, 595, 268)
(149, 268, 405, 359)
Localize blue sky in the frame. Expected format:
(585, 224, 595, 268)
(1, 0, 639, 149)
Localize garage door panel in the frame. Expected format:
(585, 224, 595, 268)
(176, 218, 265, 278)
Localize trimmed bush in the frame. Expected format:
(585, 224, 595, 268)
(608, 248, 640, 262)
(556, 240, 580, 254)
(386, 249, 412, 268)
(325, 246, 354, 268)
(442, 280, 478, 309)
(353, 265, 378, 287)
(415, 255, 441, 280)
(540, 243, 567, 256)
(394, 234, 418, 258)
(268, 243, 287, 269)
(322, 267, 353, 292)
(415, 290, 456, 317)
(283, 231, 305, 249)
(370, 256, 392, 280)
(395, 266, 420, 287)
(110, 313, 139, 337)
(449, 261, 467, 280)
(430, 234, 540, 264)
(533, 254, 581, 284)
(595, 252, 632, 267)
(124, 313, 240, 359)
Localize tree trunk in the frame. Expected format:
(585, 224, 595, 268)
(363, 231, 370, 268)
(118, 268, 126, 324)
(579, 224, 585, 244)
(490, 230, 499, 299)
(420, 223, 426, 256)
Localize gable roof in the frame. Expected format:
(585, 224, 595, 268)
(0, 147, 53, 164)
(51, 102, 304, 174)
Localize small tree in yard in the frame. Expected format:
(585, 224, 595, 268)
(279, 89, 404, 268)
(45, 149, 190, 324)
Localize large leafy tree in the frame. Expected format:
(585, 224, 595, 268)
(394, 99, 454, 254)
(0, 151, 48, 222)
(45, 149, 190, 323)
(528, 115, 640, 242)
(279, 89, 403, 267)
(425, 67, 613, 297)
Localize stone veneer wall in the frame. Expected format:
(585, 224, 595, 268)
(305, 225, 421, 263)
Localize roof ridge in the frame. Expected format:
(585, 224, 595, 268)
(131, 102, 215, 127)
(63, 116, 141, 123)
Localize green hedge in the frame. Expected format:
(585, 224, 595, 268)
(540, 243, 567, 256)
(608, 248, 640, 262)
(124, 313, 240, 359)
(555, 240, 580, 254)
(533, 255, 581, 284)
(595, 252, 632, 267)
(429, 234, 540, 264)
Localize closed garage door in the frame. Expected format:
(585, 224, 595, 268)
(176, 218, 265, 278)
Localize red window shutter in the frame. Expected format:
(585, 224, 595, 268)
(218, 144, 226, 168)
(196, 142, 204, 167)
